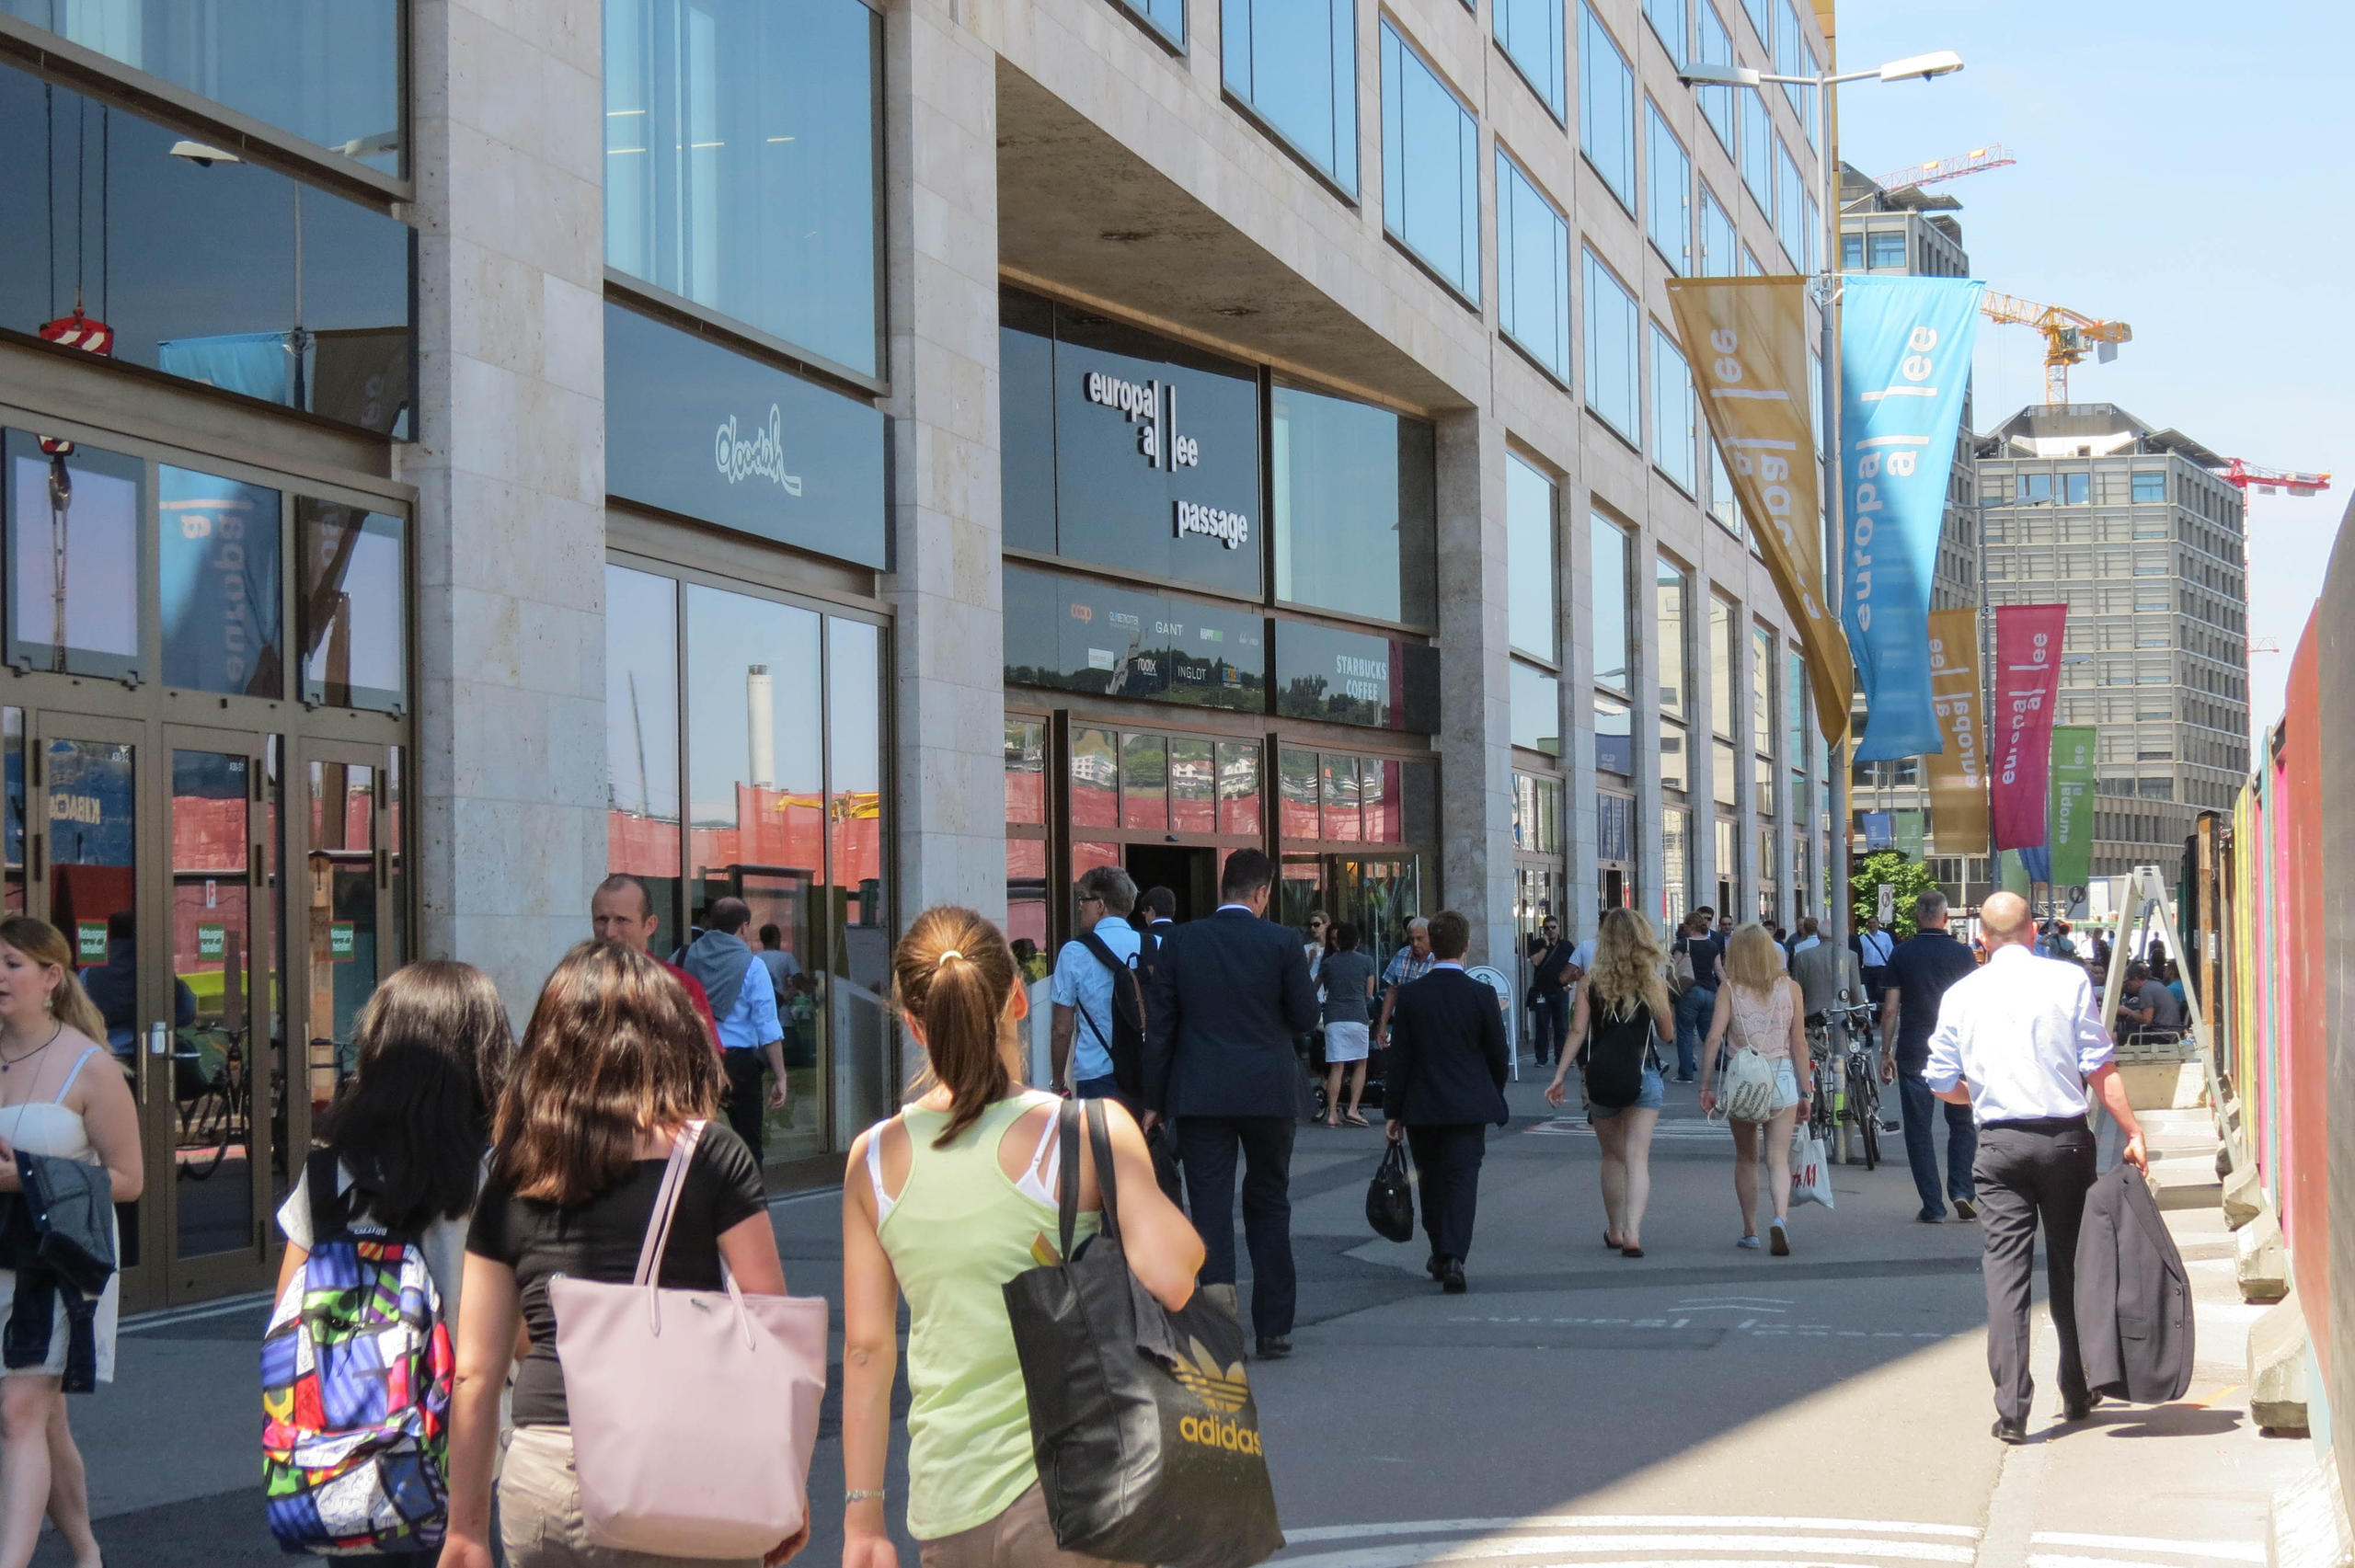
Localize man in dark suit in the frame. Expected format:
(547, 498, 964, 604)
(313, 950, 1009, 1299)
(1143, 848, 1319, 1356)
(1383, 910, 1510, 1293)
(1136, 884, 1178, 984)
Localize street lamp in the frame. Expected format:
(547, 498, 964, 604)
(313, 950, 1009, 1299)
(1678, 45, 1962, 944)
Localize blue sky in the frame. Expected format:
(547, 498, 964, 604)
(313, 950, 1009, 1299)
(1832, 1, 2353, 744)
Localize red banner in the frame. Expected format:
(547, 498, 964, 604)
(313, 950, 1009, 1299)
(1991, 603, 2067, 852)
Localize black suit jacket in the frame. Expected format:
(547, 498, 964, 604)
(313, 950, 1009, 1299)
(1383, 967, 1510, 1127)
(2074, 1162, 2194, 1403)
(1143, 908, 1319, 1118)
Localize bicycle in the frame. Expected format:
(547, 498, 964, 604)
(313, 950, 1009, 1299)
(171, 1024, 248, 1182)
(1826, 999, 1882, 1172)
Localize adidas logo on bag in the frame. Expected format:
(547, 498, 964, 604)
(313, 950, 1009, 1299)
(1170, 1337, 1249, 1413)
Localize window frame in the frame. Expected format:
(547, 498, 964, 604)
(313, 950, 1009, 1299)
(1581, 246, 1642, 445)
(1645, 99, 1692, 274)
(1220, 0, 1361, 196)
(1380, 21, 1484, 307)
(1578, 2, 1637, 212)
(1496, 147, 1572, 383)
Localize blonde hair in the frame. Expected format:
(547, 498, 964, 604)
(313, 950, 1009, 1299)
(1587, 908, 1670, 1024)
(0, 918, 107, 1042)
(1722, 922, 1786, 998)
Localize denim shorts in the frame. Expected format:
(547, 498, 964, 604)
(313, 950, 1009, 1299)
(1589, 1065, 1664, 1118)
(1772, 1059, 1800, 1112)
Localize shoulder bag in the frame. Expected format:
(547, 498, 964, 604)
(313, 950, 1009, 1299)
(1005, 1101, 1284, 1568)
(550, 1122, 829, 1558)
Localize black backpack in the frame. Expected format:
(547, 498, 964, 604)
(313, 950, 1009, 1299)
(1076, 932, 1149, 1098)
(1580, 995, 1656, 1110)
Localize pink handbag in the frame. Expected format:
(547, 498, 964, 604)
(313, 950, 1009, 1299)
(550, 1121, 828, 1559)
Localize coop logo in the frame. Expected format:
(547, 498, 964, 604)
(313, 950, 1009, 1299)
(1175, 500, 1250, 550)
(714, 406, 803, 496)
(1068, 603, 1094, 623)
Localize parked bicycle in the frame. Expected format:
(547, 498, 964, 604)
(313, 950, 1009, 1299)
(172, 1024, 248, 1181)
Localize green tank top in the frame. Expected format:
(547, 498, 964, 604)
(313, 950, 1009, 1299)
(877, 1091, 1098, 1540)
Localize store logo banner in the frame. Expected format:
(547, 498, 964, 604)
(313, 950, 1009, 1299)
(1839, 276, 1984, 761)
(1991, 602, 2067, 852)
(1666, 277, 1853, 744)
(2047, 725, 2097, 888)
(1923, 609, 1988, 851)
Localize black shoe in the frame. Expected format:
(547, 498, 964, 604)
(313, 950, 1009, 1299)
(1254, 1335, 1292, 1359)
(1953, 1197, 1978, 1220)
(1441, 1260, 1467, 1294)
(1916, 1210, 1946, 1224)
(1425, 1255, 1446, 1280)
(2063, 1393, 2102, 1423)
(1992, 1416, 2028, 1444)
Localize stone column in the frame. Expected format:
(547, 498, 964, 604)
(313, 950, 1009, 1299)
(880, 0, 1007, 921)
(1433, 409, 1515, 971)
(1632, 532, 1665, 930)
(1563, 498, 1597, 946)
(403, 0, 609, 1015)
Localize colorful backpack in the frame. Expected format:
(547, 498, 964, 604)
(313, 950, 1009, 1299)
(261, 1150, 455, 1556)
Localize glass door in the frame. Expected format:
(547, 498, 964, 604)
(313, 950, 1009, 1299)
(296, 739, 397, 1128)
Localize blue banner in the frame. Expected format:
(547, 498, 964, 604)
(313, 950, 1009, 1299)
(1863, 811, 1894, 851)
(1840, 276, 1984, 761)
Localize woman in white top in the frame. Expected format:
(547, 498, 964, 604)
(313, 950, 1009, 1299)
(1696, 923, 1813, 1255)
(0, 916, 142, 1568)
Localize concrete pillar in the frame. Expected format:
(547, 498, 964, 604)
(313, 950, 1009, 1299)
(1632, 532, 1665, 932)
(880, 0, 1007, 920)
(404, 0, 609, 1015)
(1564, 498, 1597, 947)
(1434, 409, 1514, 970)
(1733, 602, 1761, 924)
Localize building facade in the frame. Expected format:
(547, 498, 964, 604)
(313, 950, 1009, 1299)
(1976, 404, 2252, 880)
(0, 0, 1834, 1310)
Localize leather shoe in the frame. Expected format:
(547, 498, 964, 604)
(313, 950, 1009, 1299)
(2063, 1393, 2103, 1423)
(1441, 1260, 1467, 1294)
(1254, 1335, 1292, 1359)
(1425, 1255, 1446, 1280)
(1954, 1197, 1978, 1220)
(1991, 1416, 2028, 1445)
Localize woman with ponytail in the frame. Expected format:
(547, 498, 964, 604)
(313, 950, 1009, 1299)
(839, 908, 1201, 1568)
(0, 916, 142, 1568)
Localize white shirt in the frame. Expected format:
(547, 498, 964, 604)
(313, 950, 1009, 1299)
(1790, 933, 1821, 955)
(1923, 944, 2116, 1124)
(1567, 938, 1597, 971)
(1857, 929, 1895, 967)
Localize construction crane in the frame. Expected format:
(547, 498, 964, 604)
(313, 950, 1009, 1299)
(2221, 459, 2331, 500)
(1979, 292, 2131, 405)
(1873, 143, 2016, 195)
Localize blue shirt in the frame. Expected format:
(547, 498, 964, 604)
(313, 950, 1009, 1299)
(716, 953, 785, 1051)
(1051, 916, 1142, 1083)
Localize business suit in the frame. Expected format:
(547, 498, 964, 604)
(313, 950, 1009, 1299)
(1143, 905, 1320, 1338)
(2073, 1162, 2194, 1404)
(1384, 967, 1511, 1270)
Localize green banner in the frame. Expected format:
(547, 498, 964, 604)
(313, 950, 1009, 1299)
(2047, 726, 2097, 888)
(1998, 849, 2033, 896)
(1895, 809, 1926, 860)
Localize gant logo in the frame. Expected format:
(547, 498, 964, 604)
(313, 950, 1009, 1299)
(1170, 1338, 1249, 1413)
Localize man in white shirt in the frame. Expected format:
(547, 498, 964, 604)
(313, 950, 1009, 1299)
(1924, 891, 2148, 1445)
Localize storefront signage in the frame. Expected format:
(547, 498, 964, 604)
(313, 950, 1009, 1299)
(76, 921, 107, 964)
(329, 921, 357, 960)
(197, 922, 226, 960)
(1272, 619, 1438, 732)
(603, 303, 885, 569)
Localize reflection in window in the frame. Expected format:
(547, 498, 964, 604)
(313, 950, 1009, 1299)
(1583, 249, 1639, 442)
(1591, 514, 1630, 694)
(1362, 757, 1401, 842)
(604, 0, 880, 375)
(1644, 0, 1687, 64)
(305, 758, 377, 1082)
(1270, 383, 1438, 625)
(607, 566, 683, 951)
(1709, 596, 1737, 737)
(686, 588, 824, 921)
(1740, 87, 1771, 214)
(1595, 695, 1632, 776)
(1660, 718, 1689, 791)
(297, 499, 405, 711)
(1775, 137, 1803, 266)
(1698, 184, 1737, 278)
(1579, 5, 1635, 210)
(1708, 441, 1741, 537)
(6, 434, 142, 681)
(1656, 558, 1688, 719)
(1005, 718, 1047, 826)
(1650, 327, 1696, 493)
(1279, 746, 1320, 840)
(1223, 0, 1357, 192)
(161, 466, 282, 697)
(1694, 2, 1736, 152)
(1497, 152, 1570, 383)
(1646, 104, 1690, 272)
(1512, 772, 1561, 854)
(1072, 727, 1119, 830)
(1506, 453, 1557, 660)
(825, 617, 890, 1146)
(1511, 659, 1560, 756)
(1381, 22, 1480, 303)
(1121, 731, 1169, 831)
(1169, 738, 1215, 832)
(1321, 754, 1361, 842)
(1494, 0, 1565, 117)
(1218, 741, 1263, 835)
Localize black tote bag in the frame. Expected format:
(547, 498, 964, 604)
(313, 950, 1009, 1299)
(1365, 1139, 1414, 1242)
(1003, 1101, 1284, 1568)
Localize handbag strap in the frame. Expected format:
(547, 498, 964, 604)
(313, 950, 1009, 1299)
(634, 1119, 707, 1288)
(1084, 1098, 1121, 1246)
(1053, 1099, 1083, 1264)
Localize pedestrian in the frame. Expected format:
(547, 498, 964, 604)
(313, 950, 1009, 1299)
(1922, 891, 2149, 1443)
(1525, 917, 1574, 1069)
(1788, 916, 1821, 956)
(1669, 909, 1722, 1083)
(1049, 865, 1142, 1102)
(1791, 930, 1863, 1026)
(1137, 886, 1178, 982)
(756, 922, 802, 1001)
(1852, 915, 1895, 1007)
(2163, 959, 2188, 1014)
(683, 897, 790, 1162)
(1717, 913, 1736, 939)
(1317, 923, 1377, 1127)
(1878, 889, 1982, 1224)
(838, 908, 1201, 1568)
(1697, 923, 1811, 1254)
(1382, 911, 1508, 1292)
(0, 917, 140, 1568)
(1142, 848, 1319, 1358)
(1300, 910, 1331, 983)
(2116, 961, 2183, 1045)
(592, 873, 718, 1046)
(1545, 909, 1671, 1258)
(438, 941, 797, 1568)
(1370, 917, 1436, 1053)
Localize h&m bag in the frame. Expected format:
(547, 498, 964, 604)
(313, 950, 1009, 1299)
(549, 1121, 829, 1559)
(1788, 1127, 1835, 1209)
(1714, 1047, 1780, 1124)
(1365, 1139, 1414, 1243)
(262, 1150, 454, 1557)
(1004, 1100, 1284, 1568)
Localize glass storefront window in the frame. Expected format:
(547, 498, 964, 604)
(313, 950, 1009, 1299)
(1512, 772, 1561, 854)
(297, 499, 405, 711)
(0, 66, 414, 433)
(1272, 618, 1436, 732)
(1662, 805, 1691, 924)
(1217, 741, 1262, 835)
(1279, 746, 1319, 839)
(160, 466, 282, 698)
(607, 566, 684, 953)
(1591, 513, 1630, 694)
(1511, 659, 1560, 757)
(1660, 718, 1688, 791)
(2, 0, 403, 173)
(1320, 754, 1361, 842)
(1222, 0, 1358, 193)
(1006, 839, 1048, 951)
(1713, 738, 1737, 807)
(1168, 738, 1215, 832)
(1120, 731, 1169, 831)
(1361, 758, 1401, 842)
(6, 434, 142, 680)
(1071, 727, 1119, 830)
(1709, 596, 1736, 737)
(1005, 718, 1047, 827)
(825, 617, 890, 1148)
(1270, 382, 1437, 626)
(1595, 694, 1632, 777)
(604, 0, 880, 376)
(1656, 557, 1687, 719)
(1506, 453, 1557, 660)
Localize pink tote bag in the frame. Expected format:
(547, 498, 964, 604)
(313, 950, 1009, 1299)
(551, 1121, 828, 1559)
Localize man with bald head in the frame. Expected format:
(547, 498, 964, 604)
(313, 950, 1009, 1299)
(1925, 891, 2148, 1444)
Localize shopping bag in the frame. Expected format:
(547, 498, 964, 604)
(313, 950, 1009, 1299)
(1365, 1139, 1414, 1242)
(1789, 1127, 1835, 1210)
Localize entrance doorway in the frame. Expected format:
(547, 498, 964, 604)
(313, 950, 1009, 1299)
(1123, 844, 1216, 922)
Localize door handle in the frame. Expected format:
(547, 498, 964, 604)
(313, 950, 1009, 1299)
(147, 1022, 167, 1058)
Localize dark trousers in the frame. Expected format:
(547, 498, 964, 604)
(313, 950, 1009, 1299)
(1974, 1118, 2097, 1425)
(1898, 1070, 1978, 1217)
(1176, 1116, 1295, 1339)
(1530, 992, 1568, 1065)
(722, 1047, 769, 1162)
(1404, 1124, 1487, 1266)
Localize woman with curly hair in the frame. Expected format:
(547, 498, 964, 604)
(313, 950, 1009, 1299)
(1544, 909, 1672, 1257)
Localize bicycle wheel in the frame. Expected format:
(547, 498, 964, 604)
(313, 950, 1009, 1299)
(1848, 1057, 1880, 1172)
(178, 1087, 232, 1180)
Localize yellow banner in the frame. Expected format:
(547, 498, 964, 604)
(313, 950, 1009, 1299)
(1665, 277, 1852, 744)
(1923, 607, 1988, 851)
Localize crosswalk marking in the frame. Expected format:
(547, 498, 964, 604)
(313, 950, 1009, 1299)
(1275, 1536, 1975, 1568)
(1527, 1117, 1732, 1139)
(1282, 1516, 1984, 1545)
(2029, 1539, 2265, 1564)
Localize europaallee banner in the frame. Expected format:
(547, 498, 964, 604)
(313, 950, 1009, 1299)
(1666, 277, 1852, 744)
(1923, 608, 1988, 851)
(2047, 725, 2097, 888)
(1839, 276, 1983, 761)
(1991, 602, 2067, 853)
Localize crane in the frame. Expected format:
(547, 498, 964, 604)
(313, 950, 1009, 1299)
(1873, 143, 2016, 195)
(2221, 459, 2331, 500)
(1979, 292, 2131, 405)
